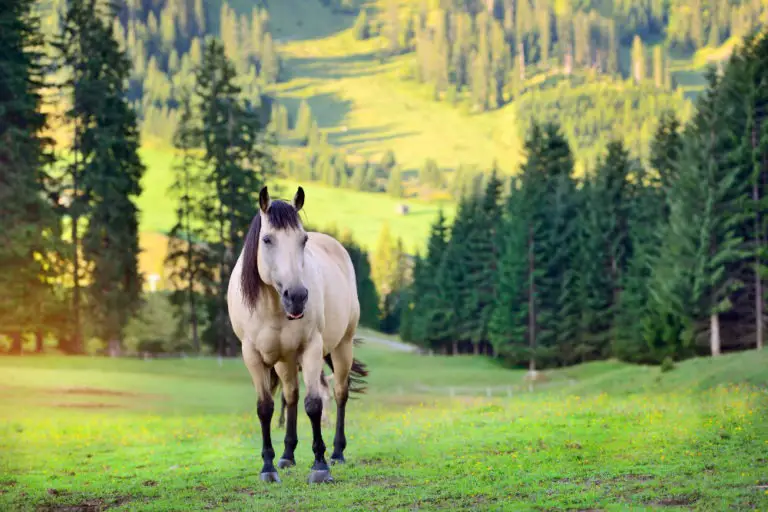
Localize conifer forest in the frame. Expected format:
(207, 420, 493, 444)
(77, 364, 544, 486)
(2, 0, 768, 370)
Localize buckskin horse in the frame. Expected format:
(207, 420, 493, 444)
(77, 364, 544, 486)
(227, 186, 367, 483)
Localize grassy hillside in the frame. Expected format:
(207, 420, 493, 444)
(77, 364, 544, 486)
(1, 341, 766, 510)
(94, 0, 752, 285)
(136, 143, 455, 284)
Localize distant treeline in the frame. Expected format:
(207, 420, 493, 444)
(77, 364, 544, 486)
(39, 0, 282, 142)
(399, 31, 768, 367)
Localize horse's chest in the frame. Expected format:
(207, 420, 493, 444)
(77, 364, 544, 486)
(254, 325, 309, 365)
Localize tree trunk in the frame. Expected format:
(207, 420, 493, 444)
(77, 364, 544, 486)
(473, 342, 479, 355)
(184, 151, 200, 354)
(9, 332, 22, 355)
(35, 331, 44, 353)
(452, 340, 458, 355)
(753, 126, 764, 350)
(710, 313, 721, 356)
(528, 224, 536, 373)
(71, 119, 82, 355)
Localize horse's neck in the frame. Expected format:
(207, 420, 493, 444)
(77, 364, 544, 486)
(253, 282, 281, 315)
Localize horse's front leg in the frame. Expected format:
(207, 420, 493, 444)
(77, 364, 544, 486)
(274, 362, 299, 469)
(300, 336, 332, 483)
(242, 346, 280, 483)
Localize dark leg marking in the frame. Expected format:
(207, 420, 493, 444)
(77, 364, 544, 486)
(331, 388, 349, 464)
(277, 392, 286, 429)
(277, 388, 298, 469)
(257, 397, 280, 482)
(305, 395, 332, 483)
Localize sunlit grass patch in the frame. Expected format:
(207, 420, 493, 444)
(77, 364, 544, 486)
(1, 349, 767, 510)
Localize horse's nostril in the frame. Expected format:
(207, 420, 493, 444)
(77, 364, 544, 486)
(282, 289, 289, 299)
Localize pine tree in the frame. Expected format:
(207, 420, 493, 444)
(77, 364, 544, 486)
(293, 99, 313, 145)
(0, 0, 59, 353)
(650, 69, 748, 358)
(194, 39, 276, 355)
(409, 210, 449, 348)
(631, 35, 645, 83)
(353, 9, 369, 40)
(165, 92, 207, 353)
(489, 178, 530, 363)
(55, 0, 147, 351)
(386, 0, 400, 55)
(576, 139, 634, 360)
(462, 169, 504, 354)
(653, 45, 663, 88)
(430, 196, 478, 353)
(387, 164, 404, 198)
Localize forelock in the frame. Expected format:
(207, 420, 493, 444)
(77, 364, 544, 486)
(265, 200, 302, 230)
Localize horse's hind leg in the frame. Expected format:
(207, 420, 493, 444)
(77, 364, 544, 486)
(300, 334, 333, 483)
(274, 361, 299, 469)
(329, 334, 353, 465)
(242, 346, 280, 483)
(277, 392, 286, 429)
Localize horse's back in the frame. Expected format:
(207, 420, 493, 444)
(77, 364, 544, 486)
(308, 232, 359, 346)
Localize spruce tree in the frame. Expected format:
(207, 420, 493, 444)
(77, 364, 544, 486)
(293, 99, 313, 146)
(462, 169, 504, 354)
(194, 39, 276, 355)
(55, 0, 146, 351)
(0, 0, 59, 353)
(409, 210, 448, 348)
(650, 69, 748, 357)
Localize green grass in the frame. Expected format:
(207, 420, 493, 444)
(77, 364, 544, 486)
(2, 341, 767, 511)
(135, 145, 455, 285)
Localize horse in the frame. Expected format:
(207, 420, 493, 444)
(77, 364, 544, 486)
(227, 185, 368, 484)
(278, 369, 333, 428)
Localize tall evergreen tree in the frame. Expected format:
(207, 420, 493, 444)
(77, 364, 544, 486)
(55, 0, 146, 351)
(0, 0, 59, 354)
(194, 39, 275, 355)
(462, 169, 504, 354)
(650, 69, 748, 357)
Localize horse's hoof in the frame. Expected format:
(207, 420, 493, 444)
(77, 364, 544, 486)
(277, 458, 295, 469)
(307, 469, 333, 483)
(330, 455, 345, 465)
(260, 471, 281, 483)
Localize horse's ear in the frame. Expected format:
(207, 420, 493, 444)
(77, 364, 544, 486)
(259, 186, 270, 213)
(293, 186, 305, 212)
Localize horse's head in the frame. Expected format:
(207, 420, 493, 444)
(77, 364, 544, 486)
(241, 186, 309, 320)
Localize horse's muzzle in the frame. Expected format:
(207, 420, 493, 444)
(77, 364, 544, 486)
(282, 285, 308, 320)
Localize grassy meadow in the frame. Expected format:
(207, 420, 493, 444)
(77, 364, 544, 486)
(2, 339, 767, 511)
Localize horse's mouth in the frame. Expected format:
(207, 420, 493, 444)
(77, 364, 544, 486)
(286, 312, 304, 320)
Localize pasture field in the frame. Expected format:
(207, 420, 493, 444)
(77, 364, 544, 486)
(1, 340, 767, 511)
(135, 144, 454, 285)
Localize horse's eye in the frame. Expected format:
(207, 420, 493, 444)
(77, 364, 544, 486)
(262, 235, 272, 245)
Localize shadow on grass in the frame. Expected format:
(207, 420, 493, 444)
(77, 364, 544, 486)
(284, 52, 389, 81)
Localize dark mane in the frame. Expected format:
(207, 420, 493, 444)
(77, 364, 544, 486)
(240, 199, 303, 311)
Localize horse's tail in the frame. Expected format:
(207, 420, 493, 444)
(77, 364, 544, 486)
(323, 337, 369, 396)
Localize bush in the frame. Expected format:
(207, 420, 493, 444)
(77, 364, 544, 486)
(660, 356, 676, 373)
(124, 292, 183, 354)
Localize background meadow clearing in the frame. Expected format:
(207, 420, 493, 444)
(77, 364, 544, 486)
(2, 342, 768, 511)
